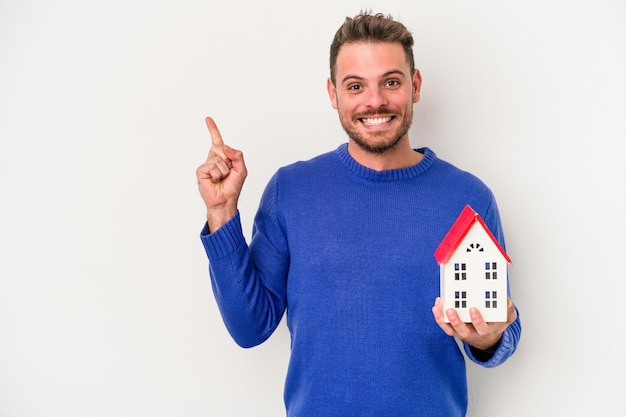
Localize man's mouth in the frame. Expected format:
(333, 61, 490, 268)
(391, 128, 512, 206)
(359, 116, 394, 126)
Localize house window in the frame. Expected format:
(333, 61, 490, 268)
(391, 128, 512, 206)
(466, 243, 485, 253)
(485, 262, 498, 280)
(455, 291, 467, 309)
(454, 263, 467, 281)
(485, 291, 498, 308)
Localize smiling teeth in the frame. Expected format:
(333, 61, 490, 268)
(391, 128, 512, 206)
(362, 116, 392, 125)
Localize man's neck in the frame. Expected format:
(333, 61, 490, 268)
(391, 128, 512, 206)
(347, 140, 423, 172)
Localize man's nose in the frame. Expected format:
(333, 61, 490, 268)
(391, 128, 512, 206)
(364, 86, 389, 108)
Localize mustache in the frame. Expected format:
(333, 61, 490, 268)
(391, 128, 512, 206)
(353, 109, 399, 118)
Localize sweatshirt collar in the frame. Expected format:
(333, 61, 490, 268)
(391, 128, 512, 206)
(335, 143, 437, 182)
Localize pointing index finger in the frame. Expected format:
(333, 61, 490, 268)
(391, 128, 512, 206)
(205, 116, 224, 147)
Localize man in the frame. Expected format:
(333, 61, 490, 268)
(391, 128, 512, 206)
(197, 11, 521, 417)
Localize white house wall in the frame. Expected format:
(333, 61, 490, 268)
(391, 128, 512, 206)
(441, 223, 508, 322)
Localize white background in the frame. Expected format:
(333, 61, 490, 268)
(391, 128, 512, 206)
(1, 1, 625, 416)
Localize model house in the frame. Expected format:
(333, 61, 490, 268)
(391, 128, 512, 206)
(434, 205, 510, 323)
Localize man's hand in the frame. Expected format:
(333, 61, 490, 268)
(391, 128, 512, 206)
(432, 297, 517, 351)
(196, 117, 247, 232)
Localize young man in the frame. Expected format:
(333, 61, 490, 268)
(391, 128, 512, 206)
(197, 12, 521, 417)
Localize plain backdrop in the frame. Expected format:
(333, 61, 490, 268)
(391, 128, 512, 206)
(1, 0, 625, 416)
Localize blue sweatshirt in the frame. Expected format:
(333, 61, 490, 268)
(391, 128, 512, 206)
(201, 144, 521, 417)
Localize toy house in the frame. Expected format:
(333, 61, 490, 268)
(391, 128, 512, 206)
(434, 205, 510, 323)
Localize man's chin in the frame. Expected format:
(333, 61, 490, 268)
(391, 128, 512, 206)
(349, 135, 403, 154)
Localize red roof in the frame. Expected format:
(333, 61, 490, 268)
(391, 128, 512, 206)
(434, 205, 511, 265)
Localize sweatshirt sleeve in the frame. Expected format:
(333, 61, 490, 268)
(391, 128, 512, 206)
(464, 307, 522, 367)
(200, 176, 289, 348)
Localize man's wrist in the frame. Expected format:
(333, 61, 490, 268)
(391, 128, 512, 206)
(469, 339, 501, 362)
(207, 207, 237, 233)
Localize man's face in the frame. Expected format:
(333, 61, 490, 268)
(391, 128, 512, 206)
(327, 41, 421, 154)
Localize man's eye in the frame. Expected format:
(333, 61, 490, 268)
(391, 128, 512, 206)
(348, 85, 362, 91)
(386, 80, 400, 87)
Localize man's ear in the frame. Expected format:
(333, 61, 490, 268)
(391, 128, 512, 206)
(412, 69, 422, 103)
(327, 77, 338, 109)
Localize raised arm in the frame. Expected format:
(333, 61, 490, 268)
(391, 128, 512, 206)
(196, 117, 248, 232)
(197, 118, 288, 347)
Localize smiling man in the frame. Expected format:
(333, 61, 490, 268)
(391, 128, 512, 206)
(197, 11, 521, 417)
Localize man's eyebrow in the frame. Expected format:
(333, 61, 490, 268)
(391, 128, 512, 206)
(340, 74, 364, 84)
(382, 69, 407, 78)
(340, 69, 407, 85)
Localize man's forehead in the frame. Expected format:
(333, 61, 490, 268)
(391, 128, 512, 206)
(335, 42, 411, 82)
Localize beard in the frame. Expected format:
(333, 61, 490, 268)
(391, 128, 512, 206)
(339, 107, 414, 154)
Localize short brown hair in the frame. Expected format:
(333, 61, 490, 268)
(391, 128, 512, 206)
(329, 11, 415, 85)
